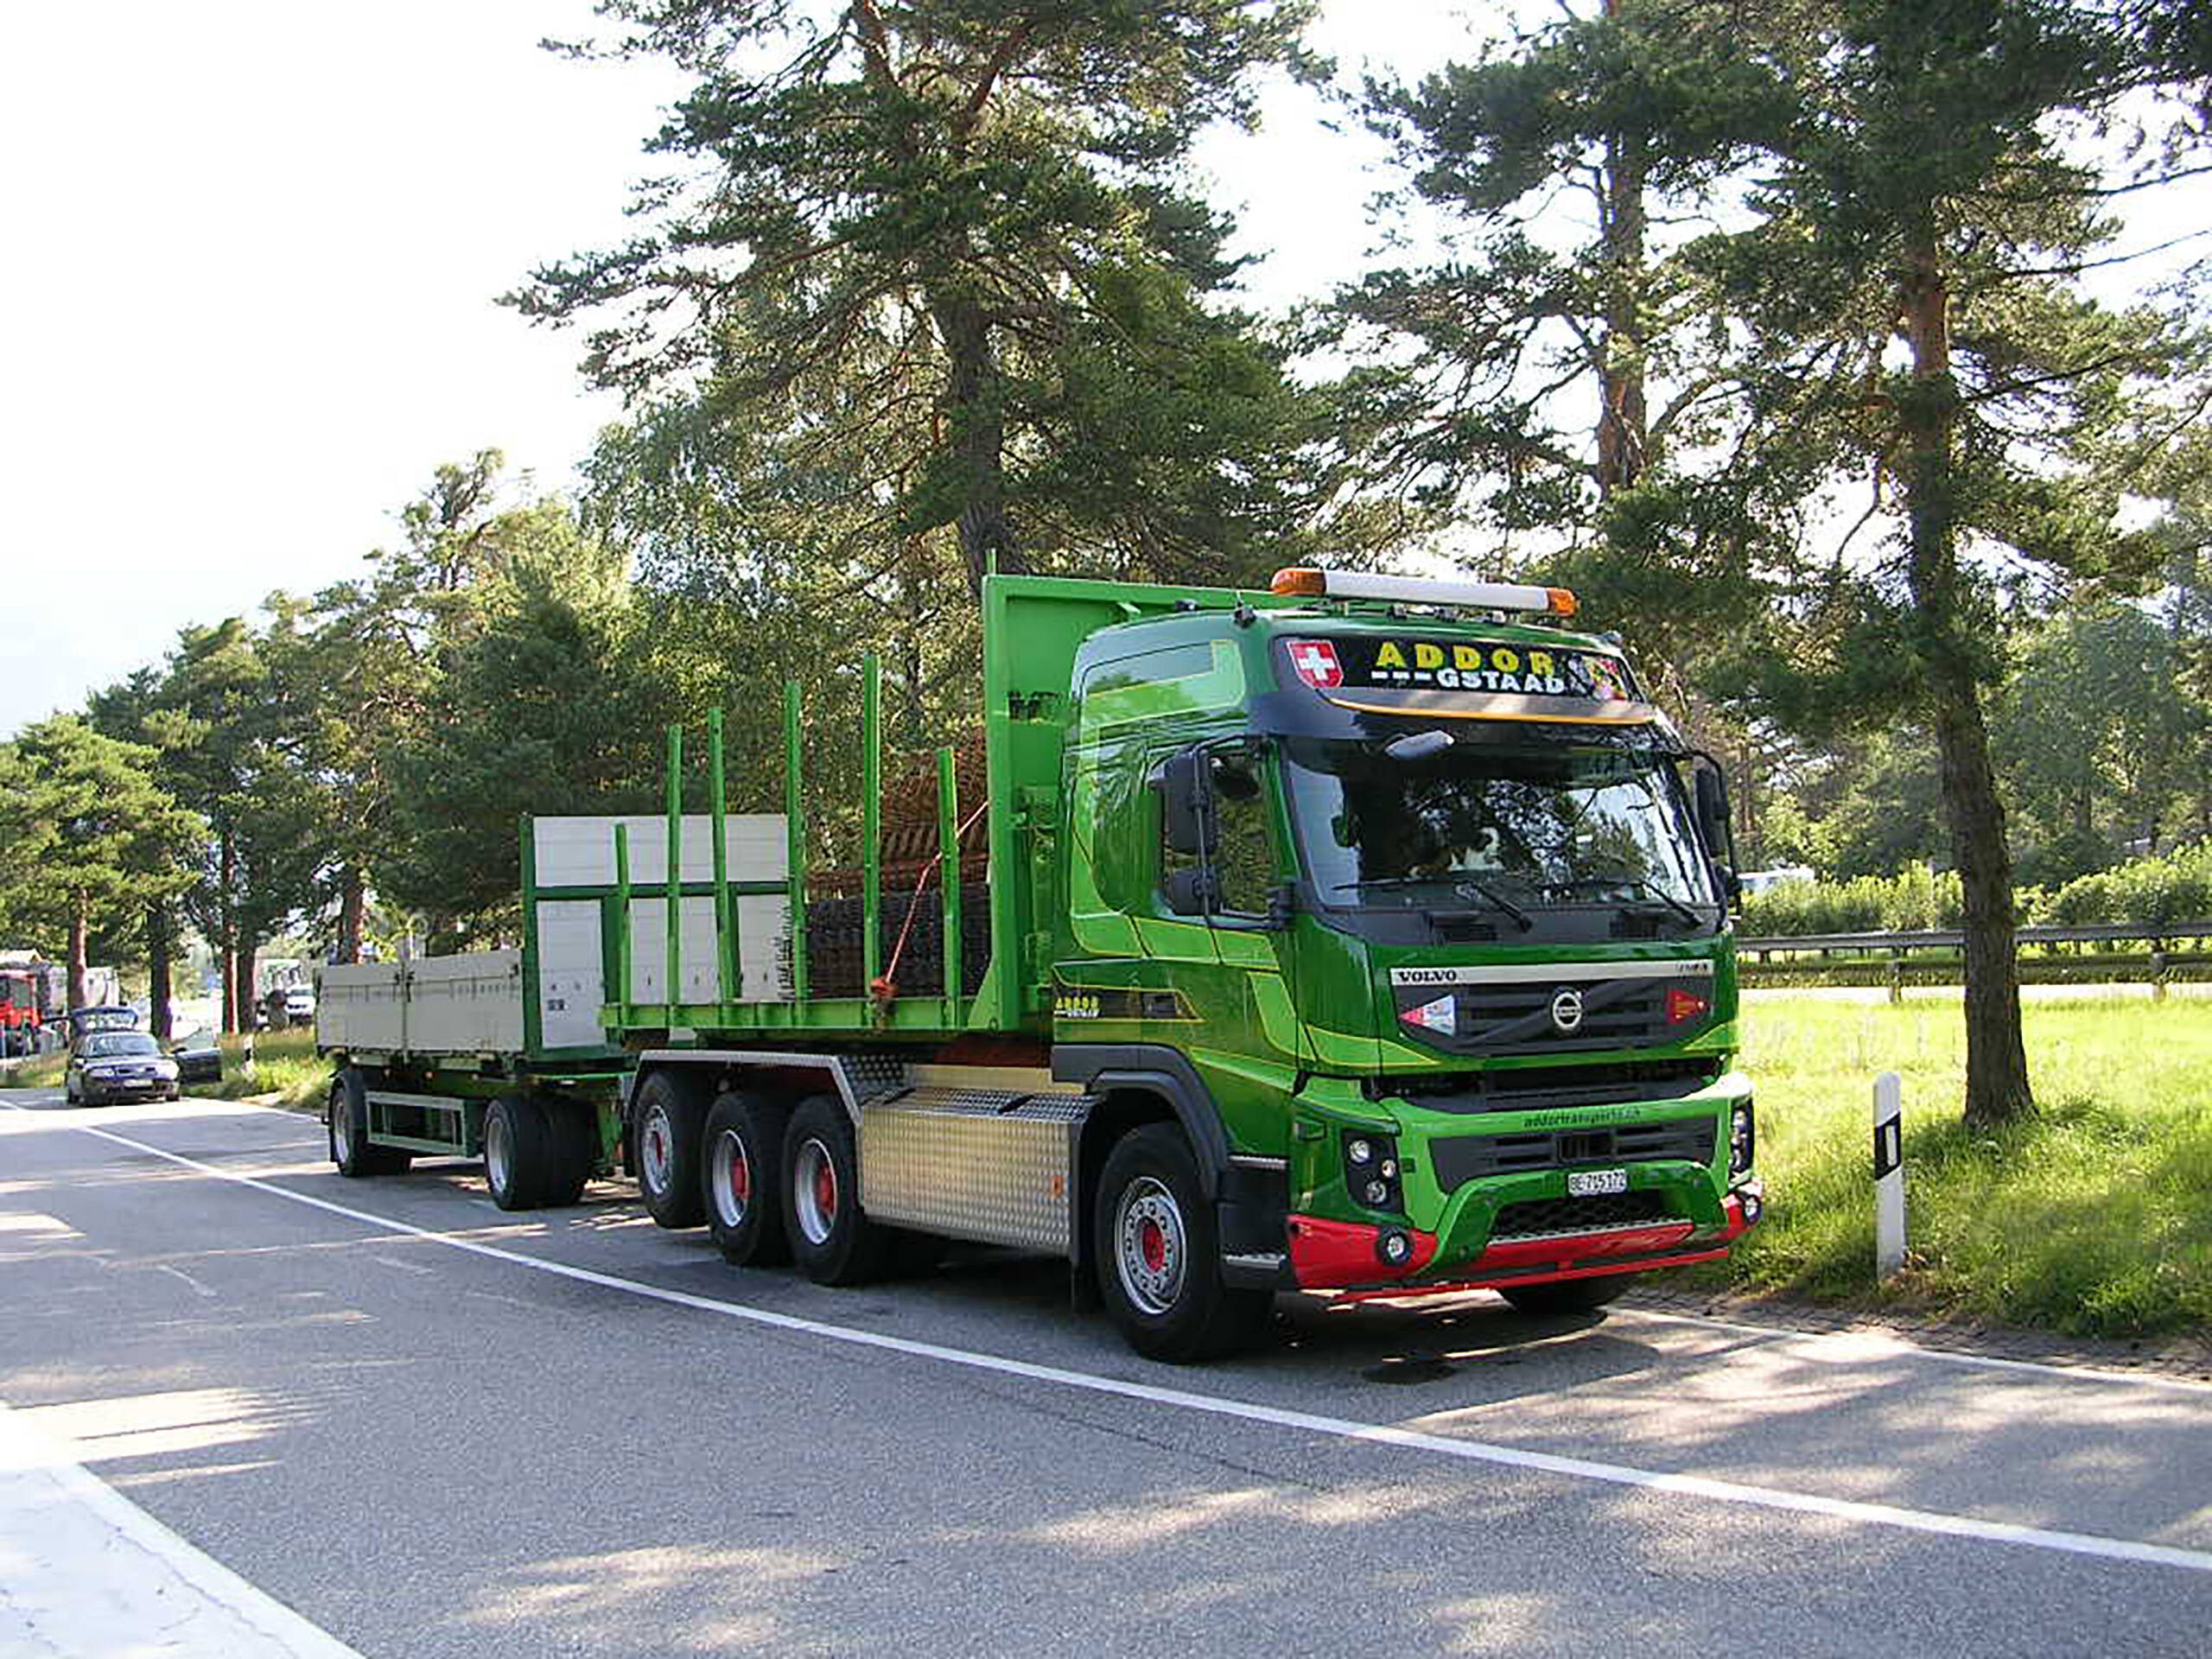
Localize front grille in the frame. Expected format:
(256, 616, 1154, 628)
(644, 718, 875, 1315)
(1431, 1115, 1717, 1190)
(1393, 969, 1716, 1057)
(1390, 1058, 1721, 1115)
(1491, 1191, 1675, 1240)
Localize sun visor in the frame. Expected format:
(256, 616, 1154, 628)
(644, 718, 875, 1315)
(1277, 634, 1660, 727)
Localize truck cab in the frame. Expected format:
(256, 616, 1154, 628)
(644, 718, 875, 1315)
(1051, 569, 1758, 1312)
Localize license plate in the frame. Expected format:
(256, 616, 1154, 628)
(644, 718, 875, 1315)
(1567, 1167, 1629, 1198)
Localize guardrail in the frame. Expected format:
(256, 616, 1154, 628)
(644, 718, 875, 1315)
(1737, 919, 2212, 996)
(1737, 919, 2212, 959)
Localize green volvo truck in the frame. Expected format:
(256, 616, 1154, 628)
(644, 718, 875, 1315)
(319, 568, 1761, 1362)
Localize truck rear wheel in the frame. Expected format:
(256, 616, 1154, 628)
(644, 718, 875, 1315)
(485, 1094, 554, 1211)
(783, 1094, 887, 1286)
(703, 1091, 791, 1267)
(330, 1069, 409, 1179)
(1499, 1274, 1635, 1315)
(634, 1070, 707, 1229)
(1095, 1124, 1271, 1364)
(537, 1097, 599, 1208)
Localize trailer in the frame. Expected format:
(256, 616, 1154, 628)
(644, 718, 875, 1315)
(321, 569, 1762, 1362)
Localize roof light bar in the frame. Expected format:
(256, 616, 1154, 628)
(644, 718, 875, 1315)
(1270, 568, 1576, 617)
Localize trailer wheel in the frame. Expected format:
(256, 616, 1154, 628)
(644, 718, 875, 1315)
(702, 1091, 791, 1267)
(783, 1094, 887, 1286)
(634, 1070, 707, 1229)
(535, 1097, 599, 1209)
(329, 1068, 409, 1178)
(485, 1094, 556, 1211)
(1095, 1124, 1272, 1364)
(1499, 1274, 1635, 1315)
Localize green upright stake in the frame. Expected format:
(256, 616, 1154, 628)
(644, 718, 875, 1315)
(862, 652, 883, 990)
(613, 823, 632, 1015)
(709, 707, 735, 1006)
(938, 747, 961, 1005)
(665, 725, 683, 1022)
(784, 681, 810, 1001)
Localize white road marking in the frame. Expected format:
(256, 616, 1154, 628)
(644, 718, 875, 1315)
(0, 1395, 365, 1658)
(13, 1103, 2212, 1580)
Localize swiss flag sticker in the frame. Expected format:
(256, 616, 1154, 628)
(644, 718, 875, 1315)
(1288, 639, 1344, 690)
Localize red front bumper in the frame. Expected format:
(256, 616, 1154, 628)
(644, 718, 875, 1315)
(1287, 1185, 1762, 1300)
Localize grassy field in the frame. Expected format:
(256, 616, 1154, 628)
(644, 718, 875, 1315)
(1706, 999, 2212, 1338)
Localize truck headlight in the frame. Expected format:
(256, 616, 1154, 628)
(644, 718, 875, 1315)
(1729, 1102, 1756, 1175)
(1344, 1129, 1403, 1215)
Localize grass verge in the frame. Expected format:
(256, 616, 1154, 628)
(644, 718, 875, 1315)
(1692, 999, 2212, 1338)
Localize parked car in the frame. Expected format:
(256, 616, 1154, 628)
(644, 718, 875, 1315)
(169, 1028, 223, 1086)
(283, 986, 315, 1025)
(65, 1030, 181, 1105)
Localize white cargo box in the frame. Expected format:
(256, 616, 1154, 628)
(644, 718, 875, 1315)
(320, 953, 524, 1056)
(318, 813, 793, 1059)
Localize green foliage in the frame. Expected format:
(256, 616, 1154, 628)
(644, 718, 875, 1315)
(518, 0, 1331, 594)
(2044, 842, 2212, 926)
(377, 508, 671, 940)
(1738, 865, 1964, 936)
(0, 718, 200, 976)
(1739, 845, 2212, 934)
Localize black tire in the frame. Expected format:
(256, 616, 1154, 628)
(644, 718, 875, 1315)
(538, 1097, 601, 1209)
(633, 1069, 708, 1229)
(782, 1094, 887, 1286)
(1094, 1123, 1273, 1363)
(1499, 1274, 1636, 1315)
(702, 1090, 791, 1267)
(485, 1093, 554, 1211)
(329, 1068, 410, 1177)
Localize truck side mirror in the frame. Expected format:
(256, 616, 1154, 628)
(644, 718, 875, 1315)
(1163, 867, 1221, 917)
(1693, 761, 1742, 904)
(1154, 747, 1215, 857)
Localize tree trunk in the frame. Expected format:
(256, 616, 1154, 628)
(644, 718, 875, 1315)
(337, 868, 365, 965)
(233, 946, 259, 1034)
(67, 900, 89, 1011)
(147, 899, 173, 1041)
(931, 295, 1020, 594)
(1594, 116, 1650, 497)
(1897, 222, 2033, 1128)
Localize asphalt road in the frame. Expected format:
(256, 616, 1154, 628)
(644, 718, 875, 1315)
(4, 1086, 2209, 1657)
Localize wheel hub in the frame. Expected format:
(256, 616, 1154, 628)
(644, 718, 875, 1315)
(641, 1108, 672, 1194)
(793, 1137, 839, 1246)
(1115, 1178, 1185, 1316)
(711, 1128, 752, 1228)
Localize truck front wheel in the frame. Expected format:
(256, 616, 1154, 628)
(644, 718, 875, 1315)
(1095, 1124, 1272, 1363)
(783, 1095, 887, 1286)
(633, 1071, 707, 1229)
(703, 1090, 791, 1268)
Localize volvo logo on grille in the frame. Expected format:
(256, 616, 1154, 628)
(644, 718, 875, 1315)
(1549, 988, 1585, 1033)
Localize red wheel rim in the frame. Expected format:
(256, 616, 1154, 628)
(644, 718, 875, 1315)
(815, 1160, 837, 1219)
(1140, 1217, 1166, 1273)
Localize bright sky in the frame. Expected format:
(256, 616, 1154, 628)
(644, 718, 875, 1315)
(1, 2, 1472, 734)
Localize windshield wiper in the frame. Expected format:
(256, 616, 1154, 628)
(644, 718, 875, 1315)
(1550, 873, 1704, 927)
(1330, 874, 1532, 931)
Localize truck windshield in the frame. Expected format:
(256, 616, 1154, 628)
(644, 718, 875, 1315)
(1281, 735, 1719, 925)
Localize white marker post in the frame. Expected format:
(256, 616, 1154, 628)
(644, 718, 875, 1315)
(1872, 1071, 1905, 1278)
